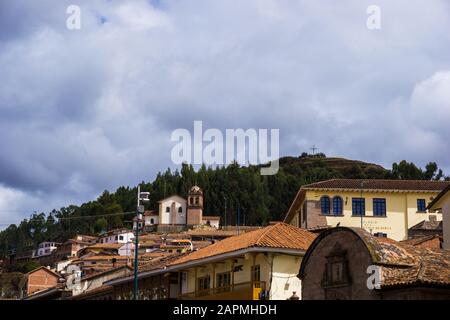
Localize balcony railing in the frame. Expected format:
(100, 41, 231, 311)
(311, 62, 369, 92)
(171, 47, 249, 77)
(178, 281, 266, 300)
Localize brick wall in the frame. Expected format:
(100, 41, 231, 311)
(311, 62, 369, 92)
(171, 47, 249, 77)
(304, 200, 327, 229)
(187, 208, 202, 226)
(27, 268, 59, 295)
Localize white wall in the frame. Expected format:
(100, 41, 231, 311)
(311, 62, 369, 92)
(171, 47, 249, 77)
(99, 232, 134, 244)
(270, 255, 302, 300)
(118, 243, 134, 256)
(36, 242, 58, 257)
(202, 219, 220, 229)
(144, 215, 159, 226)
(159, 196, 187, 225)
(72, 268, 130, 296)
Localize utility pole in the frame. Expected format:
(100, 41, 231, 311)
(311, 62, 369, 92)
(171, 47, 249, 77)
(133, 185, 140, 300)
(133, 185, 149, 300)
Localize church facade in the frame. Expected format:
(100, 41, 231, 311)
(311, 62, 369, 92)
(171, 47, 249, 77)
(134, 186, 220, 232)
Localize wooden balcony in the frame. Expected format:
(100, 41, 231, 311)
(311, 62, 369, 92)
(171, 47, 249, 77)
(178, 281, 266, 300)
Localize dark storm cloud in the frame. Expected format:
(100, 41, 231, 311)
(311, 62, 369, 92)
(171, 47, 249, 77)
(0, 0, 450, 225)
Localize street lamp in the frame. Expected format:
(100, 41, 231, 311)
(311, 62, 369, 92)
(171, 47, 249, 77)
(134, 186, 149, 300)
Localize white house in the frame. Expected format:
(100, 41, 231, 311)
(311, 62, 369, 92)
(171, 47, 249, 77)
(132, 210, 160, 231)
(97, 229, 134, 244)
(133, 186, 220, 231)
(159, 195, 187, 225)
(201, 216, 221, 229)
(144, 210, 159, 226)
(34, 242, 59, 257)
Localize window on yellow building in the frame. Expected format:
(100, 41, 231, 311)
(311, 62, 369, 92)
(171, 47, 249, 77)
(373, 198, 386, 216)
(320, 196, 331, 215)
(332, 196, 343, 215)
(352, 198, 365, 216)
(417, 199, 426, 212)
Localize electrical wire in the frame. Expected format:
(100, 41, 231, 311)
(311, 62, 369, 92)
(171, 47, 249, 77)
(0, 210, 138, 224)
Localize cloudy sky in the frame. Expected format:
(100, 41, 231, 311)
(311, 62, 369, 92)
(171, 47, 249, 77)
(1, 0, 449, 227)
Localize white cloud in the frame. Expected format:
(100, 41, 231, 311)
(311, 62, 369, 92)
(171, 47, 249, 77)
(0, 0, 450, 225)
(411, 70, 450, 128)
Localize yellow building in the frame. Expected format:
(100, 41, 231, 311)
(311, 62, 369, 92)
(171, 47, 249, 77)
(428, 184, 450, 250)
(284, 179, 450, 241)
(165, 222, 316, 300)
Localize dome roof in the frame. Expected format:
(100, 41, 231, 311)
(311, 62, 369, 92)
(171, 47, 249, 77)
(189, 185, 203, 194)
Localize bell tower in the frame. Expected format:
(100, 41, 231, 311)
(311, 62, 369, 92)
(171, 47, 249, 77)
(187, 185, 203, 226)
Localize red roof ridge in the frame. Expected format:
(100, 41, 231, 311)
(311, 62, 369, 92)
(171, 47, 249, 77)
(254, 223, 277, 246)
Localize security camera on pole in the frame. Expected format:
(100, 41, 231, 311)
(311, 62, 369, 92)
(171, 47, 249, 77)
(134, 185, 150, 300)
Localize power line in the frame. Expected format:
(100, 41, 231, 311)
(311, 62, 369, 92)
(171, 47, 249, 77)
(57, 211, 137, 221)
(0, 210, 139, 225)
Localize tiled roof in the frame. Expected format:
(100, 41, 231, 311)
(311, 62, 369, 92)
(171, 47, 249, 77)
(26, 266, 61, 278)
(71, 285, 113, 300)
(187, 228, 258, 237)
(80, 265, 132, 281)
(302, 227, 450, 288)
(143, 210, 158, 216)
(81, 255, 130, 261)
(401, 235, 442, 249)
(301, 179, 450, 191)
(100, 228, 132, 237)
(170, 223, 316, 266)
(139, 252, 187, 272)
(380, 245, 450, 288)
(409, 219, 442, 231)
(87, 243, 124, 250)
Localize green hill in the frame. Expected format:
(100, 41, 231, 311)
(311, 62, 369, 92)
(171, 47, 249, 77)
(0, 154, 447, 259)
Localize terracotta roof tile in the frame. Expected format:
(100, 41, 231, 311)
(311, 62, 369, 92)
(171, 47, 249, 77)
(81, 255, 130, 261)
(300, 227, 450, 289)
(87, 243, 124, 250)
(343, 228, 450, 288)
(401, 235, 442, 249)
(170, 223, 316, 266)
(301, 179, 450, 192)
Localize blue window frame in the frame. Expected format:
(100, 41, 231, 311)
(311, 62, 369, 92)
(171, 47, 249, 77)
(321, 196, 331, 215)
(417, 199, 426, 212)
(352, 198, 365, 216)
(373, 198, 386, 216)
(332, 197, 343, 215)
